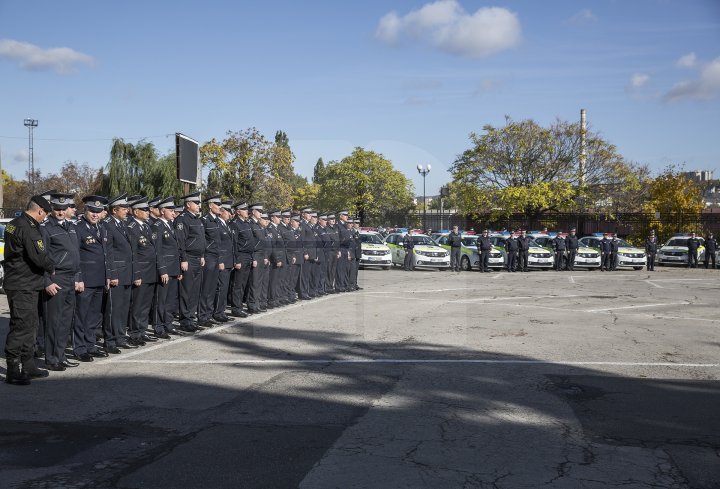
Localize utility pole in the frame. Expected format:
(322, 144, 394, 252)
(24, 118, 38, 193)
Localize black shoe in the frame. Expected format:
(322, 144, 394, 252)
(118, 343, 139, 349)
(106, 346, 122, 354)
(197, 319, 213, 328)
(5, 360, 31, 385)
(156, 331, 171, 340)
(23, 361, 50, 378)
(141, 334, 158, 342)
(78, 353, 94, 362)
(127, 338, 145, 347)
(90, 350, 108, 358)
(167, 328, 182, 335)
(212, 315, 229, 323)
(62, 359, 80, 368)
(34, 348, 45, 359)
(179, 324, 198, 333)
(299, 295, 312, 300)
(259, 307, 268, 312)
(46, 363, 66, 372)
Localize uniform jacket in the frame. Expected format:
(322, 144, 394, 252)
(104, 215, 134, 286)
(41, 215, 81, 288)
(687, 237, 701, 251)
(268, 223, 286, 264)
(301, 219, 317, 260)
(248, 218, 266, 261)
(552, 236, 566, 251)
(202, 212, 221, 259)
(279, 222, 296, 264)
(448, 232, 462, 247)
(75, 215, 112, 288)
(3, 213, 55, 291)
(291, 226, 304, 262)
(127, 218, 159, 284)
(175, 210, 206, 261)
(153, 218, 182, 277)
(262, 225, 274, 261)
(403, 235, 415, 250)
(477, 236, 493, 251)
(610, 240, 620, 253)
(326, 225, 340, 252)
(230, 217, 255, 259)
(517, 236, 531, 251)
(645, 237, 658, 254)
(600, 238, 612, 253)
(704, 237, 717, 253)
(218, 219, 234, 268)
(565, 235, 579, 250)
(504, 237, 519, 253)
(353, 229, 363, 259)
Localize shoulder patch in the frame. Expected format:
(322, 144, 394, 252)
(176, 223, 184, 230)
(127, 221, 136, 228)
(5, 224, 16, 234)
(36, 239, 45, 251)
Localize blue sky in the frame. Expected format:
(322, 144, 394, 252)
(1, 0, 719, 196)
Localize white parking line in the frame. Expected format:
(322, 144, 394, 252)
(451, 294, 581, 304)
(491, 274, 502, 279)
(645, 280, 663, 289)
(584, 301, 694, 313)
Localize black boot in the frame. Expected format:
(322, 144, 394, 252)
(22, 359, 50, 379)
(5, 359, 31, 385)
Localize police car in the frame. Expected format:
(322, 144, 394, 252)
(578, 234, 647, 270)
(656, 234, 706, 266)
(384, 232, 450, 270)
(489, 233, 556, 269)
(359, 231, 392, 270)
(435, 233, 490, 271)
(531, 233, 601, 269)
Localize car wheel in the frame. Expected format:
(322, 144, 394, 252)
(461, 256, 471, 271)
(633, 266, 643, 270)
(383, 266, 390, 270)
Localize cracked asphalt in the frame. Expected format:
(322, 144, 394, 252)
(1, 266, 718, 488)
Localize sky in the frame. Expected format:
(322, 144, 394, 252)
(1, 0, 719, 197)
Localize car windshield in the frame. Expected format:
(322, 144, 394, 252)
(529, 239, 542, 247)
(461, 236, 477, 246)
(360, 233, 384, 244)
(408, 235, 436, 246)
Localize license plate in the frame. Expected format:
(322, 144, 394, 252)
(429, 257, 445, 262)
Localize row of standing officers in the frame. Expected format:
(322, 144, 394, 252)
(3, 191, 363, 385)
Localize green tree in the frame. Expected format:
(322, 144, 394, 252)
(312, 157, 325, 184)
(317, 147, 414, 226)
(102, 139, 182, 198)
(642, 166, 704, 238)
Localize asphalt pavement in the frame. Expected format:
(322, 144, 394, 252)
(0, 265, 718, 488)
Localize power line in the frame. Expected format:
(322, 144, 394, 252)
(0, 134, 174, 142)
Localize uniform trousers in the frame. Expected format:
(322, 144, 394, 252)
(5, 289, 42, 363)
(230, 254, 253, 311)
(647, 253, 655, 271)
(688, 251, 698, 268)
(704, 252, 715, 269)
(450, 247, 461, 271)
(198, 255, 220, 321)
(43, 285, 76, 365)
(326, 252, 337, 291)
(300, 257, 313, 296)
(350, 256, 359, 287)
(601, 252, 611, 270)
(554, 251, 565, 271)
(310, 258, 321, 295)
(130, 282, 155, 339)
(73, 286, 104, 355)
(179, 257, 202, 325)
(156, 277, 179, 334)
(214, 268, 231, 318)
(506, 251, 518, 272)
(268, 263, 283, 305)
(479, 251, 490, 271)
(247, 260, 266, 310)
(103, 284, 131, 347)
(259, 262, 270, 307)
(566, 250, 577, 271)
(518, 251, 529, 271)
(335, 252, 349, 290)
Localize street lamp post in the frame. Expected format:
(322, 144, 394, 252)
(23, 118, 38, 193)
(416, 164, 431, 232)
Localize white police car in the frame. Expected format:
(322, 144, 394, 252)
(531, 233, 601, 269)
(656, 234, 706, 266)
(359, 231, 392, 270)
(385, 233, 450, 270)
(490, 234, 555, 269)
(578, 235, 646, 270)
(435, 233, 488, 271)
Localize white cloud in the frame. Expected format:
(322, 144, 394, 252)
(676, 52, 697, 69)
(629, 73, 650, 89)
(568, 8, 596, 24)
(664, 57, 720, 102)
(13, 150, 28, 163)
(0, 39, 93, 74)
(375, 0, 521, 58)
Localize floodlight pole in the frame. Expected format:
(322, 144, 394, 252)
(24, 118, 38, 193)
(417, 164, 431, 232)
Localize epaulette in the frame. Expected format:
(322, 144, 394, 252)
(127, 221, 137, 228)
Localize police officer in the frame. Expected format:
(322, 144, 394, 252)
(267, 209, 286, 308)
(565, 228, 579, 271)
(351, 219, 363, 289)
(645, 230, 658, 271)
(600, 233, 612, 271)
(259, 211, 273, 310)
(175, 192, 206, 331)
(517, 230, 531, 272)
(325, 213, 339, 292)
(247, 203, 267, 312)
(4, 196, 55, 385)
(335, 210, 353, 291)
(229, 202, 253, 317)
(403, 231, 415, 271)
(309, 212, 324, 296)
(289, 213, 304, 299)
(316, 214, 331, 294)
(198, 195, 223, 327)
(299, 207, 316, 299)
(687, 232, 700, 268)
(213, 201, 234, 322)
(279, 210, 298, 302)
(103, 194, 136, 351)
(153, 197, 183, 338)
(126, 197, 160, 346)
(73, 196, 112, 361)
(448, 226, 462, 272)
(477, 229, 492, 272)
(148, 197, 162, 226)
(609, 236, 620, 271)
(505, 233, 519, 272)
(552, 232, 566, 271)
(41, 193, 83, 371)
(704, 232, 717, 269)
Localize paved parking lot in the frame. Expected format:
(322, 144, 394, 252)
(1, 266, 719, 488)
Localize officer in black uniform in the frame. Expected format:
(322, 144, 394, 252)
(247, 203, 267, 313)
(565, 228, 579, 271)
(259, 211, 273, 309)
(299, 207, 316, 299)
(213, 201, 234, 322)
(229, 202, 253, 317)
(4, 195, 55, 385)
(600, 234, 612, 271)
(477, 229, 492, 272)
(279, 210, 297, 302)
(403, 232, 415, 271)
(153, 197, 183, 338)
(146, 196, 162, 327)
(552, 232, 566, 271)
(687, 232, 700, 268)
(704, 232, 717, 269)
(351, 219, 363, 289)
(126, 197, 160, 346)
(316, 214, 331, 294)
(610, 236, 620, 271)
(448, 226, 462, 272)
(335, 210, 352, 291)
(175, 192, 206, 331)
(41, 193, 82, 371)
(325, 214, 339, 292)
(517, 230, 531, 272)
(505, 233, 519, 272)
(198, 195, 223, 327)
(266, 210, 285, 308)
(645, 230, 658, 271)
(289, 213, 303, 299)
(103, 193, 136, 352)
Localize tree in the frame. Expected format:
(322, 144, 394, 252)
(450, 117, 642, 219)
(317, 147, 415, 226)
(643, 166, 704, 237)
(102, 139, 182, 198)
(312, 157, 325, 184)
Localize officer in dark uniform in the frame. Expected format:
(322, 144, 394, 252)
(403, 232, 415, 271)
(517, 230, 531, 272)
(229, 202, 253, 318)
(213, 201, 234, 322)
(126, 197, 160, 346)
(565, 228, 579, 271)
(326, 213, 339, 292)
(103, 194, 136, 352)
(448, 226, 462, 272)
(552, 232, 566, 271)
(198, 195, 223, 327)
(175, 192, 206, 331)
(246, 203, 267, 313)
(153, 197, 183, 338)
(335, 210, 352, 291)
(289, 213, 303, 299)
(267, 210, 286, 308)
(4, 195, 55, 385)
(41, 193, 82, 371)
(279, 210, 297, 302)
(505, 233, 519, 272)
(316, 214, 331, 294)
(148, 197, 162, 226)
(610, 236, 620, 271)
(350, 219, 362, 289)
(704, 232, 717, 269)
(645, 230, 658, 271)
(299, 207, 316, 299)
(687, 232, 700, 268)
(600, 234, 612, 271)
(259, 211, 273, 309)
(477, 229, 492, 272)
